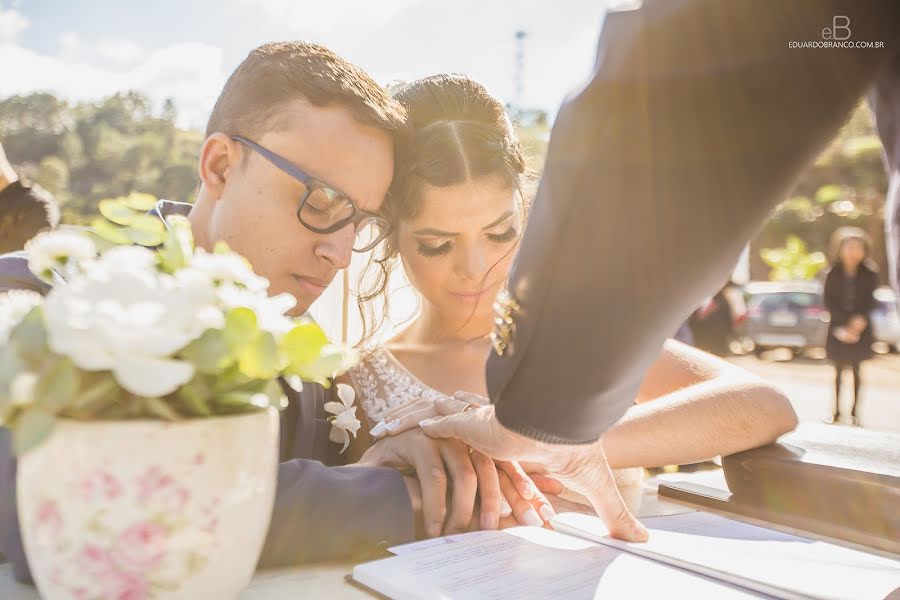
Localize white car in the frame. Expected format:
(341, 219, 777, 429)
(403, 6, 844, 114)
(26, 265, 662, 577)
(871, 287, 900, 352)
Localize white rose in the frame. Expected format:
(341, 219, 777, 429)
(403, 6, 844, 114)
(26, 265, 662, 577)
(25, 230, 96, 282)
(0, 290, 43, 345)
(43, 246, 224, 397)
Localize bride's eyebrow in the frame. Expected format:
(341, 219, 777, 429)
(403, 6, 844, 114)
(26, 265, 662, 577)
(412, 210, 515, 237)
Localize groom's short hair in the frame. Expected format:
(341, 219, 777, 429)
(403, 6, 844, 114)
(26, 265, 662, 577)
(206, 41, 406, 139)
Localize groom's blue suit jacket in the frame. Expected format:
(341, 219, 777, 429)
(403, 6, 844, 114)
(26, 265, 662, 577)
(0, 200, 414, 582)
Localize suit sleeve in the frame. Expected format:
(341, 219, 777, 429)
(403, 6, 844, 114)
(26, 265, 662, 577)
(257, 460, 414, 567)
(487, 0, 900, 443)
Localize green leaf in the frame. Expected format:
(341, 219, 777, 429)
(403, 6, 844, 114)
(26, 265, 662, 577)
(280, 321, 329, 371)
(237, 331, 279, 379)
(98, 199, 143, 226)
(10, 306, 48, 361)
(34, 357, 81, 413)
(91, 218, 132, 245)
(176, 380, 212, 416)
(224, 308, 259, 353)
(264, 379, 288, 410)
(214, 392, 253, 409)
(121, 217, 166, 247)
(180, 329, 234, 374)
(143, 397, 181, 421)
(66, 375, 121, 418)
(159, 215, 194, 273)
(13, 407, 56, 456)
(120, 192, 159, 211)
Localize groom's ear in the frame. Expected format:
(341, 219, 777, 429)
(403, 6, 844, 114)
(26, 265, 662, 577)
(198, 133, 240, 202)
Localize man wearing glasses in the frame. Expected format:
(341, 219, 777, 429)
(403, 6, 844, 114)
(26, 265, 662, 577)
(0, 41, 536, 582)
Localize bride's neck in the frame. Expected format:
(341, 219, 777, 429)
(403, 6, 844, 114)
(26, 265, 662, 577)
(407, 302, 493, 346)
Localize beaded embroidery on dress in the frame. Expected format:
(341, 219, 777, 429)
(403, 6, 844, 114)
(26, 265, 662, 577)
(348, 347, 449, 426)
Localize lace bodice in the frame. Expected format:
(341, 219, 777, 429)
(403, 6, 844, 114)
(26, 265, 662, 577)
(348, 347, 450, 426)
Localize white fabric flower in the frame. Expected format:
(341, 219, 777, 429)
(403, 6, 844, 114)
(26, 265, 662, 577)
(0, 290, 44, 345)
(325, 383, 361, 454)
(42, 245, 224, 397)
(25, 230, 97, 281)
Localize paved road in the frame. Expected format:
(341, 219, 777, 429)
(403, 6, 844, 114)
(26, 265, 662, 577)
(727, 351, 900, 433)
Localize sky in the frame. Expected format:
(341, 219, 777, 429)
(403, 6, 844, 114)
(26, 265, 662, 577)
(0, 0, 612, 129)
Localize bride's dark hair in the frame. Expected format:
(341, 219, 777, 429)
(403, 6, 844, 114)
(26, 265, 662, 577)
(355, 74, 534, 348)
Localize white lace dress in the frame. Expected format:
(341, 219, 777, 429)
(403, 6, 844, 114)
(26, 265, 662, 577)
(347, 347, 644, 490)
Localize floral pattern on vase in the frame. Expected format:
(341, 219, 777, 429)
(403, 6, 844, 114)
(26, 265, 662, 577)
(17, 408, 279, 600)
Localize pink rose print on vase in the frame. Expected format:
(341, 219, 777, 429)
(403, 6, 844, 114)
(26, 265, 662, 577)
(136, 466, 190, 513)
(34, 500, 62, 544)
(113, 521, 168, 574)
(80, 470, 122, 503)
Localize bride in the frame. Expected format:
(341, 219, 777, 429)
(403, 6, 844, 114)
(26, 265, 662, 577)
(342, 73, 797, 509)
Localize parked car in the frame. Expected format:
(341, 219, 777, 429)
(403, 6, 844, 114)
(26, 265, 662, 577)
(743, 281, 829, 356)
(871, 286, 900, 352)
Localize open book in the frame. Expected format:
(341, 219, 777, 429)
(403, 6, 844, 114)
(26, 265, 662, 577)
(352, 511, 900, 599)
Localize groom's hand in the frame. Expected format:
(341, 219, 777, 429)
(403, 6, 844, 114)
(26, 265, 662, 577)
(358, 428, 498, 537)
(419, 401, 649, 542)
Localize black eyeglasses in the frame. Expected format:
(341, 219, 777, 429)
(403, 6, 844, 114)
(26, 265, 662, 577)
(232, 135, 392, 252)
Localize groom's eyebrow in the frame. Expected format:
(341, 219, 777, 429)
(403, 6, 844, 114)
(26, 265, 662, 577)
(413, 211, 514, 237)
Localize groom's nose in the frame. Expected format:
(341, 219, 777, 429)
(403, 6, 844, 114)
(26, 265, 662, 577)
(314, 223, 354, 270)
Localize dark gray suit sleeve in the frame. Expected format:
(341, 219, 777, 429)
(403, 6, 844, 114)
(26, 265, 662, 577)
(258, 461, 414, 568)
(487, 0, 900, 443)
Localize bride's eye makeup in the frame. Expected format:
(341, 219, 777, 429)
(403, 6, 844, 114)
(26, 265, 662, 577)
(486, 226, 518, 244)
(417, 240, 453, 257)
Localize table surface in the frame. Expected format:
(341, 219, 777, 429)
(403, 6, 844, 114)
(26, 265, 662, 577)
(0, 469, 835, 599)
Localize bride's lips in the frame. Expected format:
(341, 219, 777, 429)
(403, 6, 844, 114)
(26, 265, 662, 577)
(292, 274, 330, 297)
(449, 283, 499, 303)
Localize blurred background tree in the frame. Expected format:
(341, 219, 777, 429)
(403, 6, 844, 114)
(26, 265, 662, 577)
(0, 91, 202, 224)
(749, 101, 889, 284)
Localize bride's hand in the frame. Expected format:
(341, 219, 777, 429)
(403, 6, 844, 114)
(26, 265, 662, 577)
(370, 392, 486, 439)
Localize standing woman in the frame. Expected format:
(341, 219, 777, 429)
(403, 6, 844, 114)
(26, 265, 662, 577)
(823, 227, 879, 425)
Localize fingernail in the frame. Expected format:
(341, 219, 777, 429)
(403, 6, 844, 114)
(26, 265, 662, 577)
(539, 505, 556, 522)
(418, 418, 439, 427)
(369, 421, 388, 437)
(480, 511, 496, 530)
(500, 499, 512, 517)
(523, 509, 543, 528)
(518, 482, 534, 500)
(427, 523, 442, 538)
(384, 419, 402, 432)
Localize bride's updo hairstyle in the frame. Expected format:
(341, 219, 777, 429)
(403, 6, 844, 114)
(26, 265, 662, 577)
(355, 74, 533, 347)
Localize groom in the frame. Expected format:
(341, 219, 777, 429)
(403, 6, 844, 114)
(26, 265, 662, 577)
(0, 41, 509, 581)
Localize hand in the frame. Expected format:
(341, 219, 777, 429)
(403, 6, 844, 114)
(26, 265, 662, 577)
(848, 315, 867, 334)
(357, 428, 555, 537)
(369, 392, 485, 439)
(419, 400, 649, 542)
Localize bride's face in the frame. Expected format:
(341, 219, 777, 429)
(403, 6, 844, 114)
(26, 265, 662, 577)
(396, 177, 522, 325)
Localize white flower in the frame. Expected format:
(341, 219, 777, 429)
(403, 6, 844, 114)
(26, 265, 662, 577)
(189, 249, 269, 291)
(42, 245, 224, 398)
(10, 372, 38, 406)
(325, 383, 361, 454)
(0, 290, 44, 345)
(25, 230, 97, 282)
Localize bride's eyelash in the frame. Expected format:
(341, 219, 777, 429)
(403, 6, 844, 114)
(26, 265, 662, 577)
(487, 227, 518, 244)
(417, 241, 452, 257)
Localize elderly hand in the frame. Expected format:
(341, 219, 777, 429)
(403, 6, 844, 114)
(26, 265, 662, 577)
(418, 399, 649, 542)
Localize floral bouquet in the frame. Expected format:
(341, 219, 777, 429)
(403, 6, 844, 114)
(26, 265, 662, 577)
(0, 193, 358, 599)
